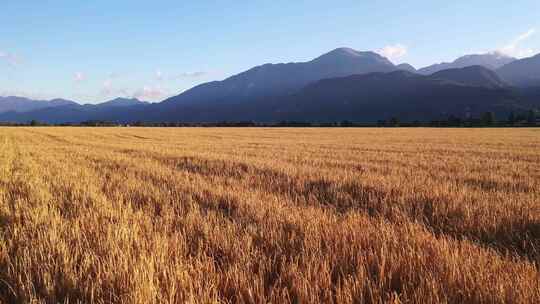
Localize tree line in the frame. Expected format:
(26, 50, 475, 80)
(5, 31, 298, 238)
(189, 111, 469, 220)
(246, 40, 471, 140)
(1, 109, 538, 128)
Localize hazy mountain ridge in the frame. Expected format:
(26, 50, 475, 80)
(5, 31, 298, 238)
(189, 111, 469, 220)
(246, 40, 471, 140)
(92, 98, 149, 108)
(0, 97, 148, 115)
(418, 53, 516, 75)
(396, 63, 417, 72)
(497, 54, 540, 87)
(430, 66, 508, 88)
(0, 96, 78, 114)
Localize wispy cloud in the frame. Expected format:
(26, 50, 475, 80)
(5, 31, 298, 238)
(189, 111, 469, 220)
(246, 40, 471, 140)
(156, 70, 209, 81)
(96, 72, 172, 102)
(498, 28, 537, 58)
(156, 70, 164, 81)
(100, 78, 129, 97)
(176, 71, 207, 78)
(108, 72, 121, 79)
(378, 44, 408, 62)
(0, 51, 22, 66)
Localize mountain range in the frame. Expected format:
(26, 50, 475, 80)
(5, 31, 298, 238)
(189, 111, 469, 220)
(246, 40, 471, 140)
(1, 48, 540, 123)
(0, 97, 147, 113)
(269, 68, 520, 123)
(160, 48, 401, 108)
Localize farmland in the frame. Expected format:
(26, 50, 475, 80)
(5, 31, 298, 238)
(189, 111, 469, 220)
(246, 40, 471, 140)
(0, 127, 539, 303)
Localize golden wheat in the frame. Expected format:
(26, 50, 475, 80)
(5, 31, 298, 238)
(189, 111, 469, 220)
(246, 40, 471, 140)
(0, 127, 539, 303)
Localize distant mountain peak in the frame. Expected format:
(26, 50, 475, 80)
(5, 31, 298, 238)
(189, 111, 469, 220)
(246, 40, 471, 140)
(97, 97, 148, 107)
(419, 52, 517, 75)
(453, 53, 515, 66)
(313, 48, 392, 64)
(162, 47, 399, 107)
(388, 70, 418, 77)
(49, 98, 78, 105)
(325, 47, 365, 57)
(396, 63, 416, 72)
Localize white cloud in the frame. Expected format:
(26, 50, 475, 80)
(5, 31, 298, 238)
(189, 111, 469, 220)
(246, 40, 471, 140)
(133, 86, 168, 101)
(378, 44, 408, 62)
(498, 28, 536, 58)
(103, 79, 112, 91)
(74, 72, 86, 83)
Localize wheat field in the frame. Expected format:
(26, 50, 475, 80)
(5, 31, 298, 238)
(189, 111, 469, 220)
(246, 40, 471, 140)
(0, 127, 539, 303)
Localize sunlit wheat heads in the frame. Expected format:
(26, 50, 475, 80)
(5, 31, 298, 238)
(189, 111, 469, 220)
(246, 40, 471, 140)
(0, 127, 539, 303)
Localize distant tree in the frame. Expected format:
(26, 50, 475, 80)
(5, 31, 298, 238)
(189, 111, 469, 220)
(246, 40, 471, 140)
(481, 112, 495, 125)
(340, 120, 353, 127)
(516, 113, 527, 122)
(527, 110, 537, 123)
(389, 117, 399, 127)
(447, 115, 462, 126)
(507, 111, 516, 124)
(29, 120, 39, 126)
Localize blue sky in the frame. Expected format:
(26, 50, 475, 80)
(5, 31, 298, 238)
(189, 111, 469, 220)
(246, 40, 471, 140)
(1, 0, 539, 103)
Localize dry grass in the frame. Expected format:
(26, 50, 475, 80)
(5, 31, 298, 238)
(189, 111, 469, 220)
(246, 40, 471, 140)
(0, 127, 539, 303)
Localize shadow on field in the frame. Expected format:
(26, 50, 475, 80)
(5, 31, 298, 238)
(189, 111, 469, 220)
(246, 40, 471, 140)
(102, 149, 540, 264)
